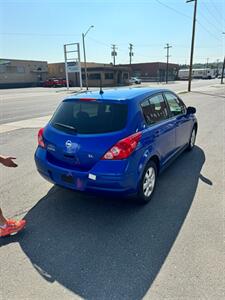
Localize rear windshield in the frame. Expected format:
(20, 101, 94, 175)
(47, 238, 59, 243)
(50, 100, 128, 134)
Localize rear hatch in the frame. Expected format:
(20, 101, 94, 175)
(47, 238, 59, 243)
(44, 98, 129, 171)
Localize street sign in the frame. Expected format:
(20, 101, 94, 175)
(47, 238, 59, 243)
(64, 43, 82, 90)
(67, 62, 80, 73)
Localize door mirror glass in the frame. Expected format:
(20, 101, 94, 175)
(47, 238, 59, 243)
(187, 106, 196, 114)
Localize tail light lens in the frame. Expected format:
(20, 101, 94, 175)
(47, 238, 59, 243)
(38, 127, 45, 148)
(102, 132, 142, 160)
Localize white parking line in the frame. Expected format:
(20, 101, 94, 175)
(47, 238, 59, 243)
(0, 115, 52, 134)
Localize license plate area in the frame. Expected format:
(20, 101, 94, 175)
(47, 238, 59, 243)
(61, 174, 74, 184)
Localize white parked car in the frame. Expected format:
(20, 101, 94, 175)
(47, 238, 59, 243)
(129, 77, 141, 84)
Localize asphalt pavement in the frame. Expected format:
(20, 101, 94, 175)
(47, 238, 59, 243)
(0, 82, 225, 299)
(0, 79, 221, 125)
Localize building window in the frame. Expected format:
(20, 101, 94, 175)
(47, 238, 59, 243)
(123, 73, 128, 80)
(6, 66, 17, 73)
(89, 73, 101, 80)
(17, 66, 25, 73)
(0, 66, 6, 73)
(104, 73, 114, 80)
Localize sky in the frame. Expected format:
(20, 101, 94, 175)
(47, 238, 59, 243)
(0, 0, 224, 65)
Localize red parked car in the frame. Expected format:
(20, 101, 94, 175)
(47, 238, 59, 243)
(43, 78, 72, 87)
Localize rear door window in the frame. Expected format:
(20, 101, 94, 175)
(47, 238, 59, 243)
(141, 93, 169, 125)
(51, 100, 128, 134)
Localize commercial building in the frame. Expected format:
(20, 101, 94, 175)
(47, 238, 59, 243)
(0, 58, 48, 88)
(120, 62, 179, 82)
(48, 62, 131, 87)
(0, 59, 179, 89)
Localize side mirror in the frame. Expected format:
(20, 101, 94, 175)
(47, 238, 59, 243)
(187, 106, 196, 114)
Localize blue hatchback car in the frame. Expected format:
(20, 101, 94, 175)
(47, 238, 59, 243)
(35, 88, 197, 203)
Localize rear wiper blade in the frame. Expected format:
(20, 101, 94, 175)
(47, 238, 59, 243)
(54, 122, 77, 132)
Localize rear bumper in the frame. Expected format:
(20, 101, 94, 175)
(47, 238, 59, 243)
(35, 147, 138, 195)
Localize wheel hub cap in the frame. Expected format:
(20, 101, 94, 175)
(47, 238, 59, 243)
(191, 130, 196, 147)
(143, 167, 156, 197)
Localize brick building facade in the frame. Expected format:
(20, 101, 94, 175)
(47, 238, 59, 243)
(120, 62, 179, 82)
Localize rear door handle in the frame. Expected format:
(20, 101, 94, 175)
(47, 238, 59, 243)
(176, 120, 182, 127)
(154, 130, 160, 137)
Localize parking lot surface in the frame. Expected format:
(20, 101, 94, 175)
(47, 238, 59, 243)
(0, 79, 220, 124)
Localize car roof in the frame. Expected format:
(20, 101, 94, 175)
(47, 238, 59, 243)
(64, 87, 171, 102)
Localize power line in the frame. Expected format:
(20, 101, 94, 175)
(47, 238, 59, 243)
(154, 0, 222, 43)
(0, 32, 80, 37)
(88, 37, 222, 50)
(86, 36, 109, 47)
(154, 0, 192, 20)
(197, 9, 222, 35)
(196, 20, 222, 43)
(136, 43, 222, 49)
(204, 1, 224, 28)
(210, 0, 224, 20)
(87, 37, 129, 53)
(131, 43, 164, 48)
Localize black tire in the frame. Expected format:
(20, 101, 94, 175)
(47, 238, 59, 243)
(187, 126, 197, 151)
(136, 160, 157, 204)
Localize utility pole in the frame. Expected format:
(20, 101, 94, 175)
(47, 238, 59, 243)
(187, 0, 198, 92)
(111, 44, 117, 66)
(221, 56, 225, 84)
(129, 43, 134, 64)
(222, 33, 225, 84)
(82, 25, 94, 90)
(216, 59, 219, 77)
(164, 43, 172, 84)
(206, 57, 209, 68)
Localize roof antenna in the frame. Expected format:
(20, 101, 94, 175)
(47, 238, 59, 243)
(99, 76, 104, 95)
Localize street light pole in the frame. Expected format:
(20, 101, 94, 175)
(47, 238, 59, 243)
(82, 25, 94, 90)
(82, 33, 88, 90)
(187, 0, 198, 92)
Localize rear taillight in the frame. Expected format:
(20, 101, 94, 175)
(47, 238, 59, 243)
(102, 132, 142, 160)
(38, 127, 45, 148)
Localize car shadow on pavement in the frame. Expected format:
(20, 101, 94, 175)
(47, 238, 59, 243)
(1, 146, 208, 300)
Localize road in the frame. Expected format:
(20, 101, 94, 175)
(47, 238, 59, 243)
(0, 83, 225, 299)
(0, 79, 221, 125)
